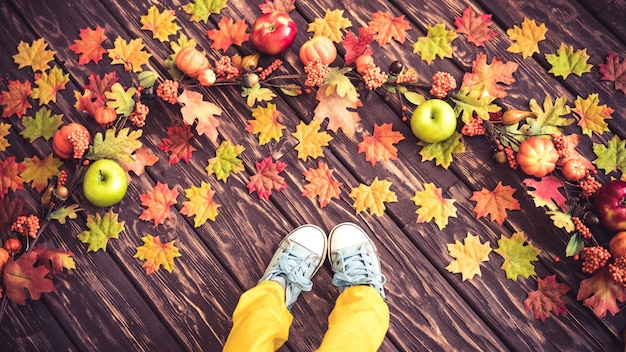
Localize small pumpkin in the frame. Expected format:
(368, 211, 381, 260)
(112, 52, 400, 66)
(3, 238, 22, 257)
(94, 106, 117, 126)
(52, 123, 90, 159)
(299, 36, 337, 66)
(560, 157, 587, 181)
(175, 47, 210, 78)
(355, 54, 374, 75)
(0, 248, 9, 272)
(516, 136, 559, 178)
(197, 68, 217, 86)
(609, 231, 626, 258)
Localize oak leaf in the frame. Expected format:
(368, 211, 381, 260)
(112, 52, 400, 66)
(119, 146, 159, 178)
(349, 177, 397, 216)
(107, 36, 152, 73)
(357, 123, 404, 166)
(307, 9, 352, 42)
(470, 181, 520, 225)
(412, 23, 457, 64)
(292, 120, 333, 161)
(158, 124, 196, 164)
(418, 132, 465, 169)
(3, 252, 56, 305)
(48, 204, 82, 225)
(525, 274, 570, 322)
(454, 7, 496, 47)
(0, 156, 26, 199)
(572, 93, 613, 136)
(246, 103, 285, 145)
(180, 181, 221, 227)
(577, 267, 626, 318)
(445, 232, 491, 281)
(183, 0, 228, 23)
(20, 107, 63, 142)
(522, 95, 573, 135)
(342, 27, 374, 65)
(0, 123, 9, 151)
(259, 0, 295, 13)
(77, 209, 125, 252)
(20, 154, 62, 192)
(140, 5, 180, 42)
(241, 83, 276, 107)
(450, 87, 501, 125)
(0, 79, 32, 119)
(368, 10, 411, 46)
(13, 38, 56, 72)
(599, 53, 626, 94)
(410, 182, 458, 230)
(494, 231, 540, 281)
(134, 235, 182, 275)
(30, 66, 70, 105)
(545, 43, 592, 79)
(105, 82, 136, 117)
(139, 182, 179, 226)
(302, 161, 342, 208)
(314, 83, 362, 137)
(87, 127, 143, 162)
(461, 53, 519, 99)
(324, 67, 359, 103)
(206, 140, 245, 182)
(247, 156, 287, 201)
(31, 246, 76, 275)
(523, 176, 567, 211)
(506, 18, 547, 58)
(69, 26, 107, 65)
(593, 135, 626, 177)
(177, 89, 222, 142)
(547, 210, 574, 233)
(207, 17, 250, 52)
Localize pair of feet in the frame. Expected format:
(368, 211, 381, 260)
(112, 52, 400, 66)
(259, 222, 387, 310)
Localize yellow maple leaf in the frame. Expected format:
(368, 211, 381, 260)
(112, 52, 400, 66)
(140, 5, 181, 42)
(410, 182, 458, 230)
(13, 38, 56, 72)
(572, 93, 613, 136)
(349, 177, 397, 216)
(30, 66, 70, 105)
(20, 154, 62, 192)
(246, 103, 285, 145)
(180, 181, 221, 227)
(292, 120, 333, 161)
(446, 232, 492, 281)
(307, 9, 352, 42)
(107, 36, 152, 72)
(134, 234, 182, 275)
(506, 18, 547, 59)
(0, 123, 10, 152)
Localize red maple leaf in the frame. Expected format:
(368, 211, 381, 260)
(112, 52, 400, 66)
(69, 25, 107, 65)
(357, 123, 405, 166)
(0, 196, 27, 231)
(461, 53, 519, 98)
(470, 181, 520, 225)
(342, 27, 374, 65)
(3, 251, 56, 305)
(577, 267, 626, 318)
(454, 7, 497, 47)
(367, 10, 411, 46)
(523, 176, 567, 211)
(0, 80, 32, 119)
(0, 156, 27, 199)
(84, 72, 118, 99)
(157, 124, 196, 164)
(524, 274, 570, 322)
(302, 161, 343, 208)
(139, 182, 180, 226)
(247, 156, 287, 201)
(31, 246, 76, 275)
(599, 52, 626, 94)
(207, 17, 250, 52)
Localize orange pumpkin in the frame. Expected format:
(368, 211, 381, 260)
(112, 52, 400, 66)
(197, 68, 217, 86)
(175, 47, 210, 78)
(0, 248, 9, 271)
(355, 55, 374, 75)
(516, 136, 559, 178)
(94, 106, 117, 126)
(3, 238, 22, 257)
(299, 36, 337, 66)
(560, 157, 587, 181)
(610, 231, 626, 258)
(52, 123, 90, 159)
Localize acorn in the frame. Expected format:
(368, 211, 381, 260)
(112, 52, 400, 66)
(388, 60, 403, 75)
(493, 150, 507, 164)
(243, 73, 260, 88)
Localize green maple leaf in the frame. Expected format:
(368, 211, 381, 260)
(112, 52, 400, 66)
(30, 66, 70, 105)
(77, 209, 125, 252)
(593, 135, 626, 177)
(241, 83, 276, 107)
(418, 131, 465, 169)
(521, 95, 573, 135)
(48, 204, 82, 224)
(206, 140, 245, 181)
(494, 231, 540, 281)
(324, 67, 359, 103)
(105, 82, 136, 117)
(412, 23, 457, 64)
(450, 87, 501, 125)
(545, 43, 592, 79)
(20, 107, 63, 142)
(87, 127, 143, 162)
(183, 0, 228, 23)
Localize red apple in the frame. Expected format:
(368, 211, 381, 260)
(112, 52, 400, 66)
(594, 180, 626, 232)
(250, 11, 297, 55)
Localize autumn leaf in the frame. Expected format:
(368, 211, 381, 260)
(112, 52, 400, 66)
(450, 87, 501, 125)
(207, 17, 250, 52)
(524, 275, 570, 322)
(3, 252, 56, 305)
(521, 95, 573, 136)
(134, 235, 182, 275)
(20, 154, 62, 192)
(445, 232, 491, 281)
(470, 181, 521, 225)
(87, 127, 143, 162)
(0, 79, 32, 119)
(349, 177, 397, 216)
(302, 161, 342, 208)
(410, 182, 458, 230)
(572, 93, 613, 136)
(20, 107, 63, 142)
(0, 196, 26, 231)
(342, 27, 374, 65)
(523, 176, 567, 211)
(506, 18, 547, 58)
(545, 43, 592, 79)
(412, 23, 457, 65)
(158, 124, 196, 164)
(494, 231, 540, 281)
(31, 246, 76, 275)
(140, 5, 180, 42)
(314, 83, 362, 137)
(139, 182, 179, 227)
(241, 83, 276, 107)
(461, 53, 519, 99)
(599, 53, 626, 94)
(180, 181, 221, 227)
(0, 123, 10, 151)
(259, 0, 295, 13)
(105, 82, 136, 117)
(593, 135, 626, 177)
(367, 10, 411, 46)
(292, 120, 333, 161)
(48, 204, 82, 225)
(307, 9, 352, 42)
(324, 67, 359, 103)
(578, 267, 626, 318)
(206, 140, 245, 182)
(0, 156, 26, 199)
(69, 26, 107, 65)
(12, 38, 56, 72)
(246, 103, 285, 145)
(164, 34, 198, 80)
(30, 66, 69, 105)
(357, 123, 405, 166)
(107, 36, 152, 73)
(85, 72, 119, 99)
(119, 146, 159, 178)
(247, 156, 287, 201)
(183, 0, 227, 23)
(454, 7, 496, 47)
(547, 210, 574, 233)
(418, 132, 465, 169)
(77, 209, 125, 252)
(177, 89, 222, 142)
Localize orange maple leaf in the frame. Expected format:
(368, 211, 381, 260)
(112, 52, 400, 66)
(572, 93, 613, 136)
(0, 79, 32, 119)
(357, 123, 405, 166)
(157, 124, 196, 164)
(314, 84, 362, 137)
(470, 181, 520, 225)
(368, 10, 411, 46)
(342, 27, 374, 65)
(302, 161, 343, 208)
(119, 146, 159, 178)
(523, 176, 567, 211)
(247, 157, 287, 201)
(461, 53, 519, 98)
(454, 7, 496, 47)
(139, 182, 180, 226)
(30, 66, 70, 105)
(107, 36, 152, 73)
(410, 182, 458, 230)
(69, 25, 107, 65)
(207, 17, 250, 52)
(134, 234, 182, 275)
(180, 181, 221, 227)
(0, 156, 26, 199)
(177, 89, 222, 142)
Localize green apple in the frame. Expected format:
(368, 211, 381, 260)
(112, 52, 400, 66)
(410, 99, 457, 143)
(82, 159, 128, 207)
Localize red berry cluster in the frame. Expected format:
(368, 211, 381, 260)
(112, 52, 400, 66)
(11, 215, 40, 239)
(580, 246, 611, 274)
(394, 71, 418, 84)
(304, 58, 330, 87)
(58, 170, 68, 188)
(129, 101, 149, 127)
(67, 129, 90, 159)
(258, 59, 283, 80)
(430, 71, 456, 99)
(572, 216, 592, 239)
(461, 115, 486, 136)
(578, 174, 601, 199)
(550, 133, 570, 159)
(214, 56, 240, 80)
(609, 256, 626, 287)
(492, 138, 517, 169)
(157, 80, 179, 104)
(361, 63, 387, 90)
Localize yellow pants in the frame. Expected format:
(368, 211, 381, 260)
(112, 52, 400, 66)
(223, 281, 389, 352)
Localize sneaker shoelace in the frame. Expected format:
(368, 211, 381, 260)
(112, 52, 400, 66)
(268, 244, 316, 293)
(332, 243, 386, 290)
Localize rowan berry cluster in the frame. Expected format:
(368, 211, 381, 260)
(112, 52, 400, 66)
(67, 129, 90, 159)
(129, 101, 149, 127)
(304, 59, 330, 87)
(609, 256, 626, 287)
(580, 246, 611, 274)
(11, 215, 40, 239)
(258, 59, 283, 80)
(550, 133, 570, 159)
(157, 80, 179, 104)
(572, 216, 592, 239)
(361, 63, 387, 90)
(430, 71, 456, 99)
(214, 56, 240, 80)
(394, 71, 418, 84)
(461, 115, 486, 136)
(578, 174, 601, 199)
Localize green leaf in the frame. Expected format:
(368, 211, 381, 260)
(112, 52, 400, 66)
(565, 233, 584, 257)
(182, 0, 228, 23)
(324, 67, 359, 103)
(593, 135, 626, 177)
(522, 95, 573, 135)
(280, 84, 301, 97)
(138, 71, 158, 89)
(418, 131, 465, 169)
(450, 87, 501, 125)
(87, 127, 143, 162)
(20, 107, 63, 142)
(403, 92, 425, 106)
(494, 231, 541, 281)
(412, 23, 458, 64)
(105, 82, 136, 117)
(48, 204, 82, 224)
(241, 83, 276, 107)
(206, 140, 245, 181)
(77, 209, 125, 252)
(545, 43, 592, 79)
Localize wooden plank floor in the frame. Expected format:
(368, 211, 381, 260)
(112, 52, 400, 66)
(0, 0, 624, 350)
